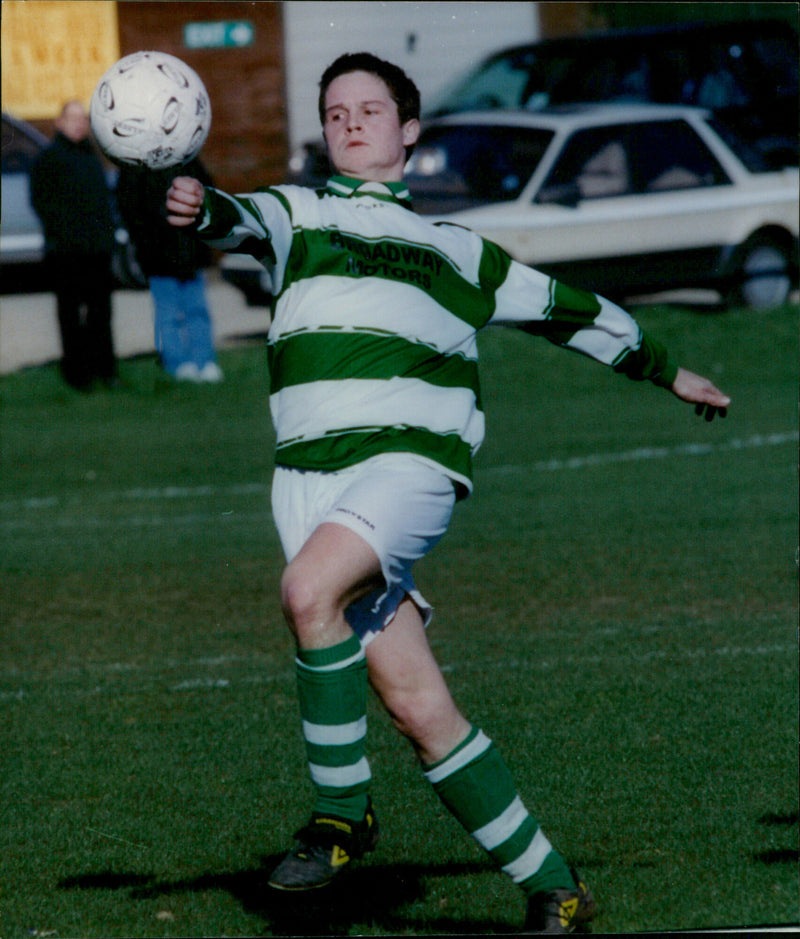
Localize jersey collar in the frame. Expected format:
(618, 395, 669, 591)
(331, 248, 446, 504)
(326, 175, 413, 207)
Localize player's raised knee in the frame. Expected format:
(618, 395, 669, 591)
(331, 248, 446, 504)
(280, 565, 321, 627)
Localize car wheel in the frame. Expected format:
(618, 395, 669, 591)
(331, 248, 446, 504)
(734, 237, 792, 309)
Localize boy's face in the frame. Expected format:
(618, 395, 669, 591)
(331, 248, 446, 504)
(323, 70, 419, 182)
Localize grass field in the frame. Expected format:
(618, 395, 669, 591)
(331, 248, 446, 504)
(2, 300, 798, 936)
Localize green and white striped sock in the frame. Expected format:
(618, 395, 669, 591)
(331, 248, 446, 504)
(295, 634, 371, 822)
(423, 726, 574, 895)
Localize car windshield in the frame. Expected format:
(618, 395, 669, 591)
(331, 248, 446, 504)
(426, 48, 575, 115)
(426, 26, 800, 119)
(406, 124, 554, 213)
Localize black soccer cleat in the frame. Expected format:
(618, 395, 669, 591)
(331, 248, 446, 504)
(524, 868, 596, 934)
(268, 800, 379, 891)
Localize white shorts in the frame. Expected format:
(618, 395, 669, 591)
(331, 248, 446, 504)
(271, 453, 456, 644)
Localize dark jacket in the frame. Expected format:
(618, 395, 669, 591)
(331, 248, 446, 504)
(115, 158, 213, 279)
(29, 132, 117, 256)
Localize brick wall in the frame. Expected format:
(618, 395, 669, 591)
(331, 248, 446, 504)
(537, 2, 608, 37)
(116, 0, 288, 192)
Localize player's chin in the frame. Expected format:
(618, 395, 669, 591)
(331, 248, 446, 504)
(335, 161, 363, 178)
(335, 149, 371, 174)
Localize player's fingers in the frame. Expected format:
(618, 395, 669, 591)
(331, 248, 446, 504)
(165, 195, 200, 224)
(165, 189, 202, 221)
(171, 175, 202, 193)
(166, 213, 198, 227)
(706, 389, 731, 407)
(695, 379, 730, 406)
(167, 188, 199, 209)
(672, 369, 730, 410)
(167, 178, 203, 206)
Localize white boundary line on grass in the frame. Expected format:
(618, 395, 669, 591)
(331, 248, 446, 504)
(1, 430, 796, 517)
(2, 640, 793, 702)
(482, 430, 798, 476)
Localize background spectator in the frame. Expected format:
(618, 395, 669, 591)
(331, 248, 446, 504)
(116, 158, 223, 383)
(29, 99, 118, 390)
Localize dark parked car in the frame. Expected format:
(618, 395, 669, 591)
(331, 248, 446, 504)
(427, 19, 799, 170)
(288, 18, 799, 188)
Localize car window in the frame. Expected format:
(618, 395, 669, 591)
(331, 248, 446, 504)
(547, 50, 654, 105)
(626, 121, 731, 191)
(750, 34, 799, 98)
(679, 34, 798, 109)
(407, 124, 555, 211)
(538, 127, 634, 201)
(2, 118, 43, 174)
(537, 120, 730, 203)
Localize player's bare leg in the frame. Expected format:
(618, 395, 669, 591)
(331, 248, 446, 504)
(269, 522, 383, 891)
(368, 596, 594, 932)
(280, 521, 384, 649)
(366, 597, 471, 764)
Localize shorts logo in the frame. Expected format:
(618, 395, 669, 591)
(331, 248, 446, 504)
(335, 507, 376, 531)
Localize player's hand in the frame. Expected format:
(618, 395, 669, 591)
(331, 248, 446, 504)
(166, 176, 205, 226)
(671, 367, 730, 421)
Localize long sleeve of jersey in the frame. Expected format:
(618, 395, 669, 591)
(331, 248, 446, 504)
(193, 180, 679, 494)
(476, 234, 679, 388)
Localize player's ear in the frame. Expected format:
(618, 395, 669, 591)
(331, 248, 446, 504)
(402, 119, 420, 148)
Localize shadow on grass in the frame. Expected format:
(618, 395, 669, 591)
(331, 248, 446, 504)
(753, 849, 799, 864)
(58, 856, 519, 934)
(752, 810, 799, 865)
(757, 811, 799, 826)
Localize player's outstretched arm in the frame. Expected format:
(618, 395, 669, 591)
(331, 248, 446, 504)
(671, 367, 730, 421)
(166, 176, 205, 226)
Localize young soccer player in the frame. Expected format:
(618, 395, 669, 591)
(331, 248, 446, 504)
(166, 52, 730, 933)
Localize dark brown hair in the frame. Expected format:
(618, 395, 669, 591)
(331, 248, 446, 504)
(318, 52, 421, 128)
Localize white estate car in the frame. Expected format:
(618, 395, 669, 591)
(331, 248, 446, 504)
(405, 105, 798, 309)
(220, 104, 798, 309)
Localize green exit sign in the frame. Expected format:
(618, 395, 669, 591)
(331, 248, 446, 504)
(184, 21, 254, 49)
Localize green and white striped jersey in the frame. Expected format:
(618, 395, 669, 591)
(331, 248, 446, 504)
(196, 175, 678, 496)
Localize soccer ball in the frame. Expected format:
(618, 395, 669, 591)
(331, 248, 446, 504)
(90, 51, 211, 169)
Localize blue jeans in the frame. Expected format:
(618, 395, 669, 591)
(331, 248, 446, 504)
(149, 272, 217, 374)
